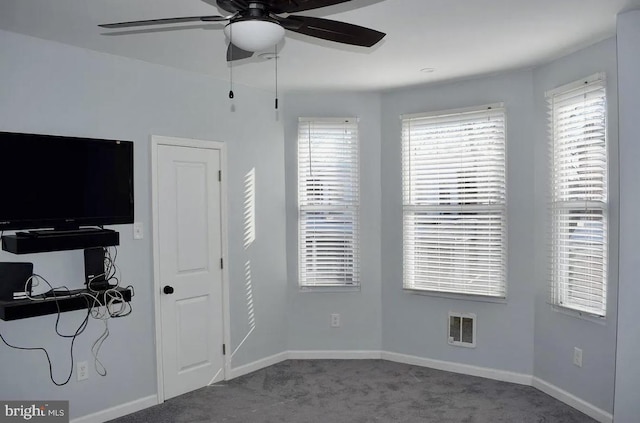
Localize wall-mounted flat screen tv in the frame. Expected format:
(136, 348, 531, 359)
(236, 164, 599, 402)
(0, 131, 134, 232)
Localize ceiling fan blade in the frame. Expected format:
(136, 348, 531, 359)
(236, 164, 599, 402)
(99, 15, 227, 29)
(278, 15, 385, 47)
(216, 0, 250, 13)
(227, 43, 254, 61)
(268, 0, 352, 14)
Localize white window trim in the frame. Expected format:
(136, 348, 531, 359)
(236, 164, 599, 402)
(401, 103, 508, 299)
(545, 72, 605, 98)
(547, 73, 608, 318)
(401, 103, 504, 120)
(297, 117, 360, 289)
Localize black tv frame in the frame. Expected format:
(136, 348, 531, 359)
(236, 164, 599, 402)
(0, 131, 134, 233)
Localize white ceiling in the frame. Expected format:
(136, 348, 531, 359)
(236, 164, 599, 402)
(1, 0, 639, 93)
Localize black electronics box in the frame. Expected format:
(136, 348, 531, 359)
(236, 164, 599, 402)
(1, 229, 119, 254)
(0, 262, 34, 300)
(84, 247, 110, 290)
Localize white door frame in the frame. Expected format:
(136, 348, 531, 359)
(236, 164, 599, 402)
(150, 135, 231, 403)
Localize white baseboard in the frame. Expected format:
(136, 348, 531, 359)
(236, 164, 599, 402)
(381, 351, 533, 386)
(288, 350, 382, 360)
(226, 350, 380, 380)
(226, 351, 288, 380)
(286, 351, 609, 422)
(532, 377, 612, 423)
(70, 352, 611, 423)
(70, 394, 158, 423)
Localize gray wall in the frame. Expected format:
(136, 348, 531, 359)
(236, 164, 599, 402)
(380, 71, 536, 375)
(283, 92, 382, 351)
(0, 30, 287, 419)
(614, 9, 640, 422)
(531, 38, 619, 414)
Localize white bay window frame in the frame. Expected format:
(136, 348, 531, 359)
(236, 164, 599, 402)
(402, 104, 507, 298)
(548, 74, 608, 317)
(297, 117, 360, 288)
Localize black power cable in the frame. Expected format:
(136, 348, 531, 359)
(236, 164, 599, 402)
(0, 247, 133, 385)
(0, 284, 91, 386)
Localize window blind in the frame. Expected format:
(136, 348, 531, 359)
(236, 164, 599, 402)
(402, 105, 507, 297)
(298, 118, 360, 287)
(548, 75, 607, 316)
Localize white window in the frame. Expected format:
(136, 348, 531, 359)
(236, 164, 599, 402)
(548, 74, 608, 317)
(297, 118, 359, 288)
(402, 104, 507, 297)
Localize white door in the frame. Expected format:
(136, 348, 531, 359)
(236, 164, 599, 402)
(156, 143, 225, 400)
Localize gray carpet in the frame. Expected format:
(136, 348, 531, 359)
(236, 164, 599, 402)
(109, 360, 597, 423)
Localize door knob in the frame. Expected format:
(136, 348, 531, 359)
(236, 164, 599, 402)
(163, 285, 175, 295)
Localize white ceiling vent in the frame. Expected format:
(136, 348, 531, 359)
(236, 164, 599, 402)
(448, 312, 476, 348)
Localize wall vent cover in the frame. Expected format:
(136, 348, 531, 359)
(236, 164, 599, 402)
(448, 312, 476, 348)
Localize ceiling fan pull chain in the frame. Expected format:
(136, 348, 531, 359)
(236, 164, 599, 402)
(229, 23, 234, 100)
(274, 44, 279, 110)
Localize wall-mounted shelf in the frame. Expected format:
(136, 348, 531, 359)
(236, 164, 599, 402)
(0, 287, 132, 321)
(1, 229, 119, 254)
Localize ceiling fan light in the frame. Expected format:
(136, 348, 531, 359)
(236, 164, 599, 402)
(223, 20, 285, 52)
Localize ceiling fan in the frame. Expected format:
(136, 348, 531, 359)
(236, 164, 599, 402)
(99, 0, 386, 61)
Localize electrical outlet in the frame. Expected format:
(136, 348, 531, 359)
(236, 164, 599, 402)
(77, 361, 89, 381)
(133, 222, 144, 240)
(330, 313, 340, 328)
(573, 347, 583, 367)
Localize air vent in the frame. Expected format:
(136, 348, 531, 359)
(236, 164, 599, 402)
(448, 312, 476, 348)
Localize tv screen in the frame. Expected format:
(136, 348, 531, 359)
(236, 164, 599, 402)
(0, 131, 134, 231)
